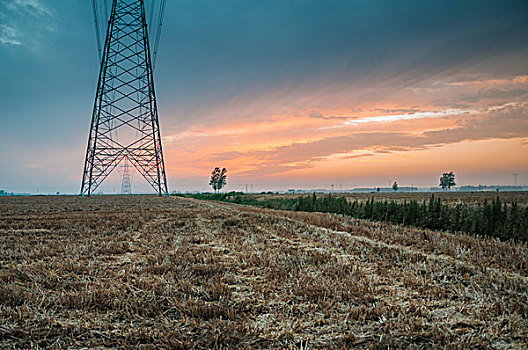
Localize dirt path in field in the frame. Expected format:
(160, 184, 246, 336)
(0, 195, 527, 348)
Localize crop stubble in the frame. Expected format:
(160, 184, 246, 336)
(0, 195, 527, 348)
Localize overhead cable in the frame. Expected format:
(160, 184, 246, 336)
(151, 0, 166, 69)
(92, 0, 102, 61)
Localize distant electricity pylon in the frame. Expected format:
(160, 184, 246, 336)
(81, 0, 168, 196)
(512, 173, 519, 186)
(120, 160, 132, 194)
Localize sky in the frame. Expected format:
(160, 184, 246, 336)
(0, 0, 527, 194)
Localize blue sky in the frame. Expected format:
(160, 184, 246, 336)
(1, 0, 527, 193)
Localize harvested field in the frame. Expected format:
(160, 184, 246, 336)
(1, 195, 527, 348)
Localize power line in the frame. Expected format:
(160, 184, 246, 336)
(103, 0, 109, 25)
(93, 1, 165, 68)
(148, 0, 156, 33)
(151, 0, 166, 69)
(91, 0, 102, 60)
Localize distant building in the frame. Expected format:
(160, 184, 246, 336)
(287, 189, 296, 194)
(0, 190, 5, 195)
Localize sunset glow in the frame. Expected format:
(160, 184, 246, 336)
(162, 71, 528, 189)
(0, 0, 527, 193)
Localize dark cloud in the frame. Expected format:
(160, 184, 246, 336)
(157, 0, 528, 112)
(372, 108, 422, 114)
(447, 75, 485, 84)
(461, 88, 528, 103)
(342, 153, 375, 159)
(434, 87, 528, 106)
(309, 112, 351, 120)
(423, 104, 528, 145)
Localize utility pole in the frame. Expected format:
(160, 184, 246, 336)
(81, 0, 168, 196)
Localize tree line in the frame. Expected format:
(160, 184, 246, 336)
(291, 194, 527, 241)
(179, 193, 528, 242)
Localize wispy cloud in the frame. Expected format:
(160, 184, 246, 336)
(25, 163, 43, 169)
(160, 54, 528, 179)
(177, 101, 527, 178)
(4, 0, 52, 16)
(235, 103, 528, 176)
(341, 108, 479, 127)
(0, 25, 21, 46)
(0, 0, 57, 49)
(444, 75, 528, 87)
(309, 112, 350, 121)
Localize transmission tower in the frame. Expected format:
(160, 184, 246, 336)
(120, 160, 132, 194)
(81, 0, 168, 196)
(512, 173, 519, 186)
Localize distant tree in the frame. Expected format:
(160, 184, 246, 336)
(439, 171, 456, 191)
(376, 187, 380, 192)
(392, 181, 399, 192)
(209, 167, 227, 193)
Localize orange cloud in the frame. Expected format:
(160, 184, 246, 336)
(161, 66, 528, 185)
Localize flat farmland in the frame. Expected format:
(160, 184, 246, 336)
(1, 195, 527, 348)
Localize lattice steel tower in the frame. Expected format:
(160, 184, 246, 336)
(120, 159, 132, 194)
(81, 0, 168, 196)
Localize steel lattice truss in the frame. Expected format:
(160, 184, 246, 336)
(120, 159, 132, 194)
(81, 0, 168, 196)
